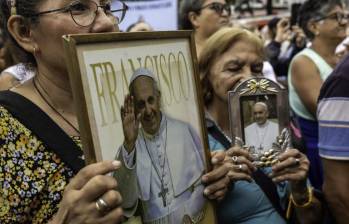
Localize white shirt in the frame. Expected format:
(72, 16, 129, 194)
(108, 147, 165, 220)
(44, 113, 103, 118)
(118, 115, 206, 223)
(244, 120, 279, 152)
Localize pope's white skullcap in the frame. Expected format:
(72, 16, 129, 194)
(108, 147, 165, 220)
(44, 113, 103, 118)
(129, 67, 155, 85)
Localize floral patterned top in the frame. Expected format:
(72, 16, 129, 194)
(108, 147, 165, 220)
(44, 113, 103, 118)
(0, 106, 82, 223)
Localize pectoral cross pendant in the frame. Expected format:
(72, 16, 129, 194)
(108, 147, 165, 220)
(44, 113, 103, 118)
(158, 185, 168, 207)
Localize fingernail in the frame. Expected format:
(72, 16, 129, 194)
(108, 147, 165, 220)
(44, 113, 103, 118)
(211, 157, 218, 164)
(112, 160, 121, 168)
(204, 188, 210, 195)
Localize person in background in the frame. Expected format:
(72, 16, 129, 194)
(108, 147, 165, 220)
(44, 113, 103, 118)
(265, 17, 306, 79)
(0, 0, 232, 223)
(0, 28, 8, 71)
(234, 0, 254, 18)
(317, 53, 349, 224)
(0, 27, 17, 72)
(179, 0, 231, 56)
(199, 26, 322, 224)
(288, 0, 348, 190)
(0, 22, 34, 89)
(335, 36, 349, 60)
(126, 18, 153, 32)
(0, 63, 35, 90)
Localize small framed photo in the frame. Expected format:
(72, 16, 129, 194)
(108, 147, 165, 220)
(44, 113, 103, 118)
(228, 77, 291, 167)
(63, 31, 216, 224)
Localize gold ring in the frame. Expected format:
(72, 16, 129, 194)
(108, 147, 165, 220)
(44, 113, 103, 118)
(95, 198, 110, 213)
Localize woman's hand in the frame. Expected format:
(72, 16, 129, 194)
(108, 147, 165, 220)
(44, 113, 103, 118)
(201, 150, 230, 201)
(270, 148, 309, 184)
(51, 161, 124, 224)
(201, 146, 257, 201)
(225, 146, 257, 182)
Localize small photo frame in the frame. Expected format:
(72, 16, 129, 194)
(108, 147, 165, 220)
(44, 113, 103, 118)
(228, 77, 291, 167)
(63, 31, 216, 224)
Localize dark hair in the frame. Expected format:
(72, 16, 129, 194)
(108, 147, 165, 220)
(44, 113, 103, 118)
(267, 17, 280, 39)
(178, 0, 204, 30)
(0, 0, 43, 66)
(298, 0, 343, 40)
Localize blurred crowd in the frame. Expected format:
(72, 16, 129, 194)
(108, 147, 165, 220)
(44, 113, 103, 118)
(1, 0, 349, 223)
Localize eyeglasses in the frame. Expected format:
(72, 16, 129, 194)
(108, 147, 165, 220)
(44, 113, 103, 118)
(31, 0, 128, 27)
(200, 2, 231, 16)
(315, 12, 349, 24)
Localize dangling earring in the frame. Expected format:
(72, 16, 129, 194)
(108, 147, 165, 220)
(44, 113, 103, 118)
(8, 0, 17, 16)
(33, 47, 36, 56)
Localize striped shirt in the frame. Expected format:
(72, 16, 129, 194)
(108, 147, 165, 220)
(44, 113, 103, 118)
(317, 54, 349, 160)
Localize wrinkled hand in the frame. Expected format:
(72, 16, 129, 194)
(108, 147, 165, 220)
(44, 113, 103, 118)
(201, 150, 230, 201)
(225, 146, 257, 182)
(52, 161, 124, 224)
(120, 94, 140, 152)
(270, 148, 309, 184)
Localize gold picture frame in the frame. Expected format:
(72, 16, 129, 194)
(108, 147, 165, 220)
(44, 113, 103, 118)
(63, 31, 216, 224)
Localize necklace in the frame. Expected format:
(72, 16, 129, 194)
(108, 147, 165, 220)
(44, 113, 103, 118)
(142, 118, 169, 207)
(33, 78, 80, 134)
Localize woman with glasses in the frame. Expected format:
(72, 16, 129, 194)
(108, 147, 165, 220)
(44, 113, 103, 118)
(0, 0, 128, 223)
(0, 1, 232, 223)
(288, 0, 347, 191)
(199, 26, 323, 224)
(179, 0, 232, 56)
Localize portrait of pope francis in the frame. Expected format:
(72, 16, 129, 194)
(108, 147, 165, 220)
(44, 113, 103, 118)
(114, 68, 207, 224)
(244, 101, 279, 152)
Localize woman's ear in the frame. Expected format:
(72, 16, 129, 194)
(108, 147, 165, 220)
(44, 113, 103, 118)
(188, 11, 200, 29)
(307, 20, 320, 37)
(7, 15, 37, 54)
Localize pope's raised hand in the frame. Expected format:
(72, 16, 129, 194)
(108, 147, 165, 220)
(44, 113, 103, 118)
(120, 94, 140, 153)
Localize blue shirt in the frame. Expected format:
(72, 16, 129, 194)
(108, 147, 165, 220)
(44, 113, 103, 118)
(207, 121, 288, 224)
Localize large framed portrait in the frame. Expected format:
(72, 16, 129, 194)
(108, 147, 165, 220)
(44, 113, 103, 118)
(228, 77, 291, 167)
(63, 31, 216, 224)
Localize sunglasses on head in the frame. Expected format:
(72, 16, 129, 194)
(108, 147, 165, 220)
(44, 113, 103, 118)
(200, 2, 231, 16)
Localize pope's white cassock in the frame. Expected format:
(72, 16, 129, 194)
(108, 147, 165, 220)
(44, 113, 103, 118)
(114, 114, 206, 224)
(244, 120, 279, 151)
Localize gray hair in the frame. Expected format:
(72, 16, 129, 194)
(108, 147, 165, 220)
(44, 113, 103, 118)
(254, 101, 269, 112)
